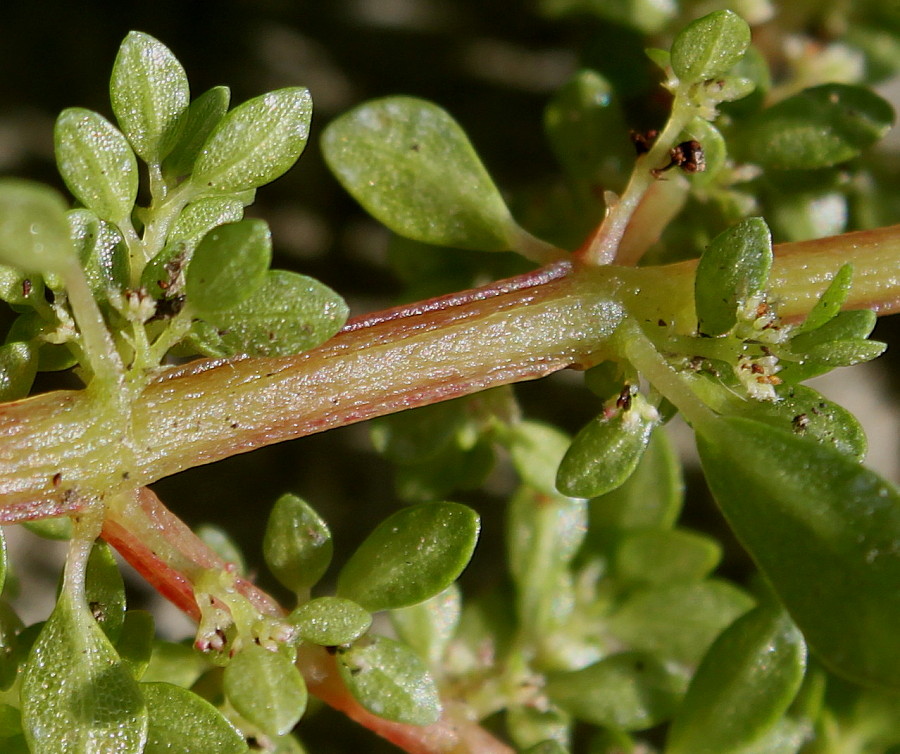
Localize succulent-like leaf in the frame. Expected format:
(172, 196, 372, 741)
(224, 644, 307, 737)
(291, 597, 372, 646)
(322, 96, 518, 251)
(84, 541, 127, 643)
(142, 682, 247, 754)
(697, 415, 900, 688)
(670, 10, 752, 83)
(336, 636, 441, 725)
(337, 502, 479, 612)
(110, 31, 190, 164)
(191, 88, 312, 193)
(666, 605, 806, 754)
(55, 108, 138, 226)
(694, 217, 772, 336)
(0, 179, 75, 276)
(163, 86, 231, 180)
(0, 342, 38, 403)
(21, 591, 148, 753)
(263, 494, 332, 595)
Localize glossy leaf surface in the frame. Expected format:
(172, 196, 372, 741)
(291, 596, 371, 646)
(263, 493, 333, 594)
(666, 605, 806, 754)
(0, 342, 38, 403)
(185, 219, 271, 316)
(68, 209, 128, 298)
(193, 270, 348, 357)
(142, 682, 247, 754)
(670, 11, 751, 83)
(110, 31, 190, 164)
(191, 87, 312, 193)
(322, 96, 517, 251)
(795, 263, 853, 334)
(694, 217, 772, 335)
(336, 636, 441, 725)
(163, 86, 230, 180)
(224, 644, 307, 737)
(556, 397, 657, 499)
(336, 502, 479, 612)
(84, 540, 126, 643)
(390, 585, 461, 667)
(21, 592, 147, 753)
(697, 416, 900, 688)
(55, 108, 138, 226)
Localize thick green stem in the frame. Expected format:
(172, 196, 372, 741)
(0, 225, 898, 520)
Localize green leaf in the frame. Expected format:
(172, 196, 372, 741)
(697, 416, 900, 688)
(506, 705, 570, 753)
(22, 516, 73, 541)
(370, 399, 473, 466)
(682, 118, 727, 186)
(169, 197, 245, 251)
(584, 428, 683, 552)
(142, 682, 247, 754)
(196, 269, 348, 357)
(85, 540, 127, 643)
(0, 264, 44, 307)
(792, 308, 876, 352)
(0, 342, 38, 402)
(609, 580, 754, 666)
(670, 10, 752, 83)
(614, 529, 722, 586)
(543, 69, 632, 187)
(55, 108, 138, 226)
(5, 312, 77, 373)
(0, 529, 6, 599)
(68, 209, 129, 298)
(0, 179, 75, 276)
(0, 702, 22, 738)
(336, 502, 480, 612)
(546, 652, 684, 731)
(737, 84, 895, 170)
(390, 585, 461, 667)
(263, 493, 333, 594)
(795, 263, 853, 334)
(110, 31, 190, 164)
(191, 87, 312, 193)
(185, 219, 271, 316)
(734, 383, 867, 460)
(116, 611, 155, 680)
(336, 635, 441, 725)
(0, 601, 23, 691)
(163, 86, 231, 180)
(521, 741, 570, 754)
(321, 96, 517, 251)
(694, 217, 772, 336)
(224, 644, 307, 737)
(291, 596, 372, 646)
(666, 605, 806, 754)
(556, 395, 658, 499)
(781, 309, 883, 382)
(21, 591, 147, 753)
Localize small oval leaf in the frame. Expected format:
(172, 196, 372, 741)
(263, 493, 333, 594)
(185, 219, 271, 316)
(336, 635, 441, 725)
(85, 540, 126, 643)
(694, 217, 772, 336)
(198, 269, 348, 357)
(291, 596, 372, 646)
(68, 209, 129, 299)
(142, 682, 247, 754)
(390, 585, 461, 667)
(110, 31, 190, 164)
(55, 108, 138, 226)
(322, 96, 517, 251)
(0, 342, 38, 403)
(336, 502, 480, 612)
(666, 605, 806, 754)
(224, 644, 307, 737)
(670, 10, 752, 83)
(737, 84, 895, 170)
(192, 88, 312, 193)
(556, 396, 658, 499)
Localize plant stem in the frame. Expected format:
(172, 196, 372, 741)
(0, 225, 898, 520)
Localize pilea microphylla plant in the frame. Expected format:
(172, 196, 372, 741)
(0, 7, 899, 754)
